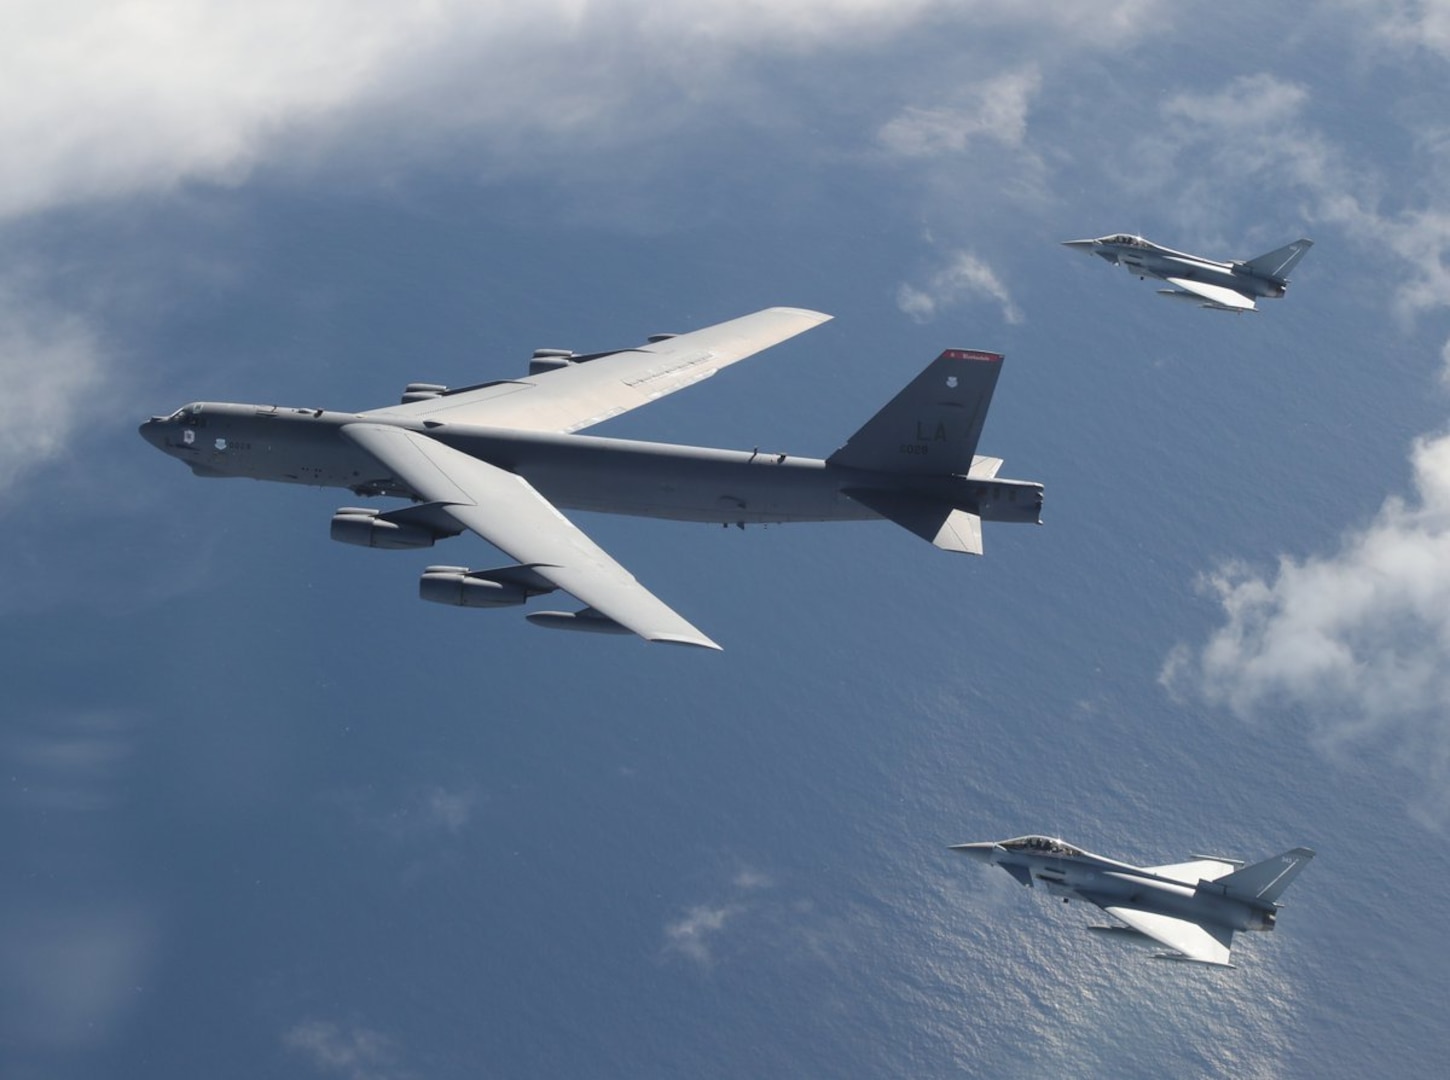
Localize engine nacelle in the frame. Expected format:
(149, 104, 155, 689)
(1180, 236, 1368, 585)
(419, 566, 533, 608)
(400, 382, 447, 404)
(330, 508, 438, 550)
(529, 348, 575, 376)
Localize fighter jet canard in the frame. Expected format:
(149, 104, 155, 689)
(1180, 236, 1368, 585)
(140, 308, 1043, 650)
(953, 836, 1315, 966)
(1062, 233, 1313, 312)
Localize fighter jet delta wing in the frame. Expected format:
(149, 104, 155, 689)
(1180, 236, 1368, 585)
(1100, 907, 1237, 966)
(340, 423, 720, 649)
(363, 307, 832, 434)
(1158, 277, 1257, 312)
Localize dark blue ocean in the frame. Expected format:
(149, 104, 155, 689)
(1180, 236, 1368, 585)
(6, 8, 1450, 1075)
(5, 178, 1447, 1078)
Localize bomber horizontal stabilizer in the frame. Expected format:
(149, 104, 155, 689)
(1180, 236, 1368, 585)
(843, 489, 983, 554)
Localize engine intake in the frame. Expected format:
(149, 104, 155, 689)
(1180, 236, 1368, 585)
(330, 507, 438, 550)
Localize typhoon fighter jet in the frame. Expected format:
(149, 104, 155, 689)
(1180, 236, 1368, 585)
(1062, 233, 1313, 311)
(953, 835, 1315, 966)
(139, 308, 1042, 650)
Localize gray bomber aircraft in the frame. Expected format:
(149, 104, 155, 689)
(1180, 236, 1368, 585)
(1062, 233, 1313, 311)
(953, 835, 1315, 966)
(139, 308, 1042, 650)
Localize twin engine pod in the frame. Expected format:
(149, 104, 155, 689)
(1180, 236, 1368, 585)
(418, 565, 555, 608)
(419, 566, 627, 634)
(331, 507, 623, 631)
(330, 507, 438, 550)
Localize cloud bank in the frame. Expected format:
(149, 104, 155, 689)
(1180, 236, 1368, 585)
(0, 2, 1156, 224)
(897, 250, 1023, 324)
(1165, 430, 1450, 822)
(0, 282, 105, 497)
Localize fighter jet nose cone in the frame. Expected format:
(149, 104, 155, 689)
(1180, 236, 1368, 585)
(950, 842, 997, 862)
(1061, 239, 1096, 251)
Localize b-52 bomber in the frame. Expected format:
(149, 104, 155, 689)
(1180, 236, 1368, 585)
(140, 308, 1042, 650)
(953, 835, 1315, 966)
(1062, 233, 1313, 311)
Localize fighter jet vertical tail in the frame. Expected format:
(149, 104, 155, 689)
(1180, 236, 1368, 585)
(1217, 847, 1316, 903)
(826, 349, 1003, 477)
(1241, 239, 1313, 283)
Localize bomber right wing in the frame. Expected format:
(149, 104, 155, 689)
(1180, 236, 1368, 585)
(1102, 906, 1235, 966)
(340, 423, 720, 649)
(363, 306, 831, 434)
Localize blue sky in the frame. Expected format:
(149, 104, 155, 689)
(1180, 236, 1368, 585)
(5, 2, 1450, 1077)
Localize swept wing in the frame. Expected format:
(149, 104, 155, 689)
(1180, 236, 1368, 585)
(1159, 277, 1256, 312)
(341, 423, 720, 649)
(1102, 906, 1235, 966)
(364, 306, 831, 433)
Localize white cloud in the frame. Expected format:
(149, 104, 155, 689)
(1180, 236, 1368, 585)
(0, 281, 106, 495)
(0, 3, 1162, 223)
(662, 862, 778, 966)
(1164, 430, 1450, 822)
(878, 68, 1041, 158)
(897, 250, 1023, 324)
(1347, 0, 1450, 59)
(284, 1020, 409, 1080)
(1142, 73, 1450, 315)
(663, 904, 738, 966)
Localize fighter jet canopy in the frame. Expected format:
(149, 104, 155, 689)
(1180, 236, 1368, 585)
(999, 836, 1084, 857)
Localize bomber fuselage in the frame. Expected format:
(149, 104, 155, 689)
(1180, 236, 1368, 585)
(138, 402, 1043, 527)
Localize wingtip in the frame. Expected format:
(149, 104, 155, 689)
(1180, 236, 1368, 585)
(764, 306, 834, 324)
(648, 633, 724, 651)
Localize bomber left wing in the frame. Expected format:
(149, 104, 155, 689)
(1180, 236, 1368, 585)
(340, 423, 720, 649)
(1158, 277, 1256, 312)
(363, 306, 831, 434)
(1102, 906, 1235, 966)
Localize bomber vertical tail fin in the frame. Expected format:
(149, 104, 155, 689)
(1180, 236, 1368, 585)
(827, 349, 1003, 476)
(1218, 847, 1315, 904)
(1242, 239, 1313, 282)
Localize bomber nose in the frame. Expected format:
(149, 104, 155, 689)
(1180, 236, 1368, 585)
(950, 842, 998, 863)
(138, 417, 169, 450)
